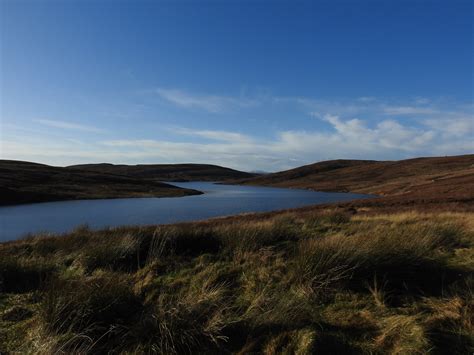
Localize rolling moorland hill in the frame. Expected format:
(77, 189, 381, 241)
(0, 160, 201, 205)
(67, 163, 257, 181)
(232, 154, 474, 209)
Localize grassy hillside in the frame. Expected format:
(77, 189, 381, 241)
(2, 155, 473, 353)
(68, 163, 257, 181)
(1, 208, 472, 353)
(0, 160, 201, 205)
(233, 155, 474, 205)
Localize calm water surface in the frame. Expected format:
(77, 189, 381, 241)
(0, 182, 372, 242)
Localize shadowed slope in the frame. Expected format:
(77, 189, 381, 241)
(0, 160, 201, 205)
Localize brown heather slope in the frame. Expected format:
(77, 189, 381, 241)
(0, 160, 201, 205)
(233, 155, 474, 210)
(67, 163, 257, 181)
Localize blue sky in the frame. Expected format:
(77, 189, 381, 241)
(1, 0, 473, 171)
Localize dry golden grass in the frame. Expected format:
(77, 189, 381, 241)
(1, 210, 473, 353)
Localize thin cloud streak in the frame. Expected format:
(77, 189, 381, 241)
(34, 119, 103, 133)
(156, 88, 258, 113)
(383, 106, 439, 115)
(169, 127, 254, 143)
(4, 96, 472, 171)
(62, 114, 474, 170)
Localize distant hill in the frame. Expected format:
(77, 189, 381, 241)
(232, 155, 474, 204)
(0, 160, 201, 205)
(67, 163, 257, 182)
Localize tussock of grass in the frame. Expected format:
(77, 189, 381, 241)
(263, 328, 317, 354)
(37, 273, 141, 353)
(0, 255, 55, 293)
(147, 225, 222, 260)
(375, 315, 429, 354)
(129, 282, 231, 354)
(0, 210, 473, 353)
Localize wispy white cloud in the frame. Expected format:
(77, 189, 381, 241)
(357, 96, 377, 102)
(283, 96, 444, 118)
(383, 106, 439, 115)
(4, 113, 473, 171)
(33, 119, 103, 133)
(423, 116, 474, 138)
(169, 127, 253, 143)
(414, 97, 430, 105)
(3, 95, 472, 171)
(94, 112, 473, 170)
(285, 97, 376, 117)
(319, 114, 436, 151)
(156, 88, 258, 113)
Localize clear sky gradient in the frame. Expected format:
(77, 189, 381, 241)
(1, 0, 473, 171)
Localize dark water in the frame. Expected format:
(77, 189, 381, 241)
(0, 182, 371, 242)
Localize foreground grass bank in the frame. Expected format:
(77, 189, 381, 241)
(1, 210, 473, 354)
